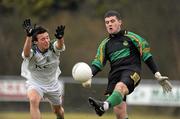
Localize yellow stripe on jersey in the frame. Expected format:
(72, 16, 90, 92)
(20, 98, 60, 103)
(126, 34, 143, 56)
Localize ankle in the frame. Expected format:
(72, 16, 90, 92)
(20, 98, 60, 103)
(103, 101, 109, 111)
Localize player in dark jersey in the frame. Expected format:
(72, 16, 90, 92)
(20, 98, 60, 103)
(82, 10, 172, 119)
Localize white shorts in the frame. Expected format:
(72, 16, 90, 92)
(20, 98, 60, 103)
(26, 80, 64, 105)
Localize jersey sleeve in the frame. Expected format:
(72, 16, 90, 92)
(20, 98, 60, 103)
(91, 38, 109, 70)
(145, 56, 159, 74)
(125, 31, 152, 62)
(53, 40, 65, 55)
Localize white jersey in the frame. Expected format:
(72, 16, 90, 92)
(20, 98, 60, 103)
(21, 41, 65, 86)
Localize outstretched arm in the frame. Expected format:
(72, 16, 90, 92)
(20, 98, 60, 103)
(82, 39, 109, 88)
(22, 19, 34, 58)
(23, 37, 32, 57)
(54, 25, 65, 50)
(82, 65, 100, 88)
(145, 56, 172, 93)
(126, 31, 172, 93)
(145, 56, 158, 74)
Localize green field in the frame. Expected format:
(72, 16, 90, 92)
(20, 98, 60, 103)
(0, 112, 179, 119)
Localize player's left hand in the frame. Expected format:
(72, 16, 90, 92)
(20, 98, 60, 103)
(22, 18, 35, 37)
(55, 25, 65, 39)
(155, 72, 172, 93)
(82, 78, 92, 88)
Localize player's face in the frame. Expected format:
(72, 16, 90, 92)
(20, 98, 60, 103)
(36, 32, 50, 52)
(104, 16, 122, 34)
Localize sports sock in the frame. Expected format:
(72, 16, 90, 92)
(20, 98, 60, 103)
(106, 91, 123, 108)
(103, 101, 109, 111)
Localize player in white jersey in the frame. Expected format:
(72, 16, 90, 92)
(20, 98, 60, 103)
(21, 19, 65, 119)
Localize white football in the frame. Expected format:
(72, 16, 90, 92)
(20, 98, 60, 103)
(72, 62, 92, 82)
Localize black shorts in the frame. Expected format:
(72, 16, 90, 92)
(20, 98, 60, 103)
(105, 70, 141, 96)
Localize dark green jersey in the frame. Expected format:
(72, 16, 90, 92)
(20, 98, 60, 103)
(91, 30, 152, 75)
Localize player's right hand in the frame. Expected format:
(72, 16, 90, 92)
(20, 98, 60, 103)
(82, 78, 92, 88)
(22, 19, 34, 37)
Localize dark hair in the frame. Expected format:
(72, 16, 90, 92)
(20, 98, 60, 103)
(104, 10, 121, 20)
(32, 26, 48, 42)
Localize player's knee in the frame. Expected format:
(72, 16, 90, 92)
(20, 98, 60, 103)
(115, 82, 129, 94)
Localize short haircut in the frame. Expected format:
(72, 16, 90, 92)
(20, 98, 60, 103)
(32, 26, 48, 42)
(104, 10, 121, 20)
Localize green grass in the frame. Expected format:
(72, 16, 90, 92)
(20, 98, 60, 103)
(0, 112, 178, 119)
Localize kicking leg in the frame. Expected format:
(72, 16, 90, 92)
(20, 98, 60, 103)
(89, 82, 129, 116)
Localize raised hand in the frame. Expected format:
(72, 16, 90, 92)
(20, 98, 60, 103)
(22, 19, 34, 37)
(55, 25, 65, 39)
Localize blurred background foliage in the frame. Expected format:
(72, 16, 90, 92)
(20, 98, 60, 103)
(0, 0, 179, 80)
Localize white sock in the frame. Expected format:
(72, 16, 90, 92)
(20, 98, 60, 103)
(103, 101, 109, 111)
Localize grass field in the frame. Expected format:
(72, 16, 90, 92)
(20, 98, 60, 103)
(0, 112, 179, 119)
